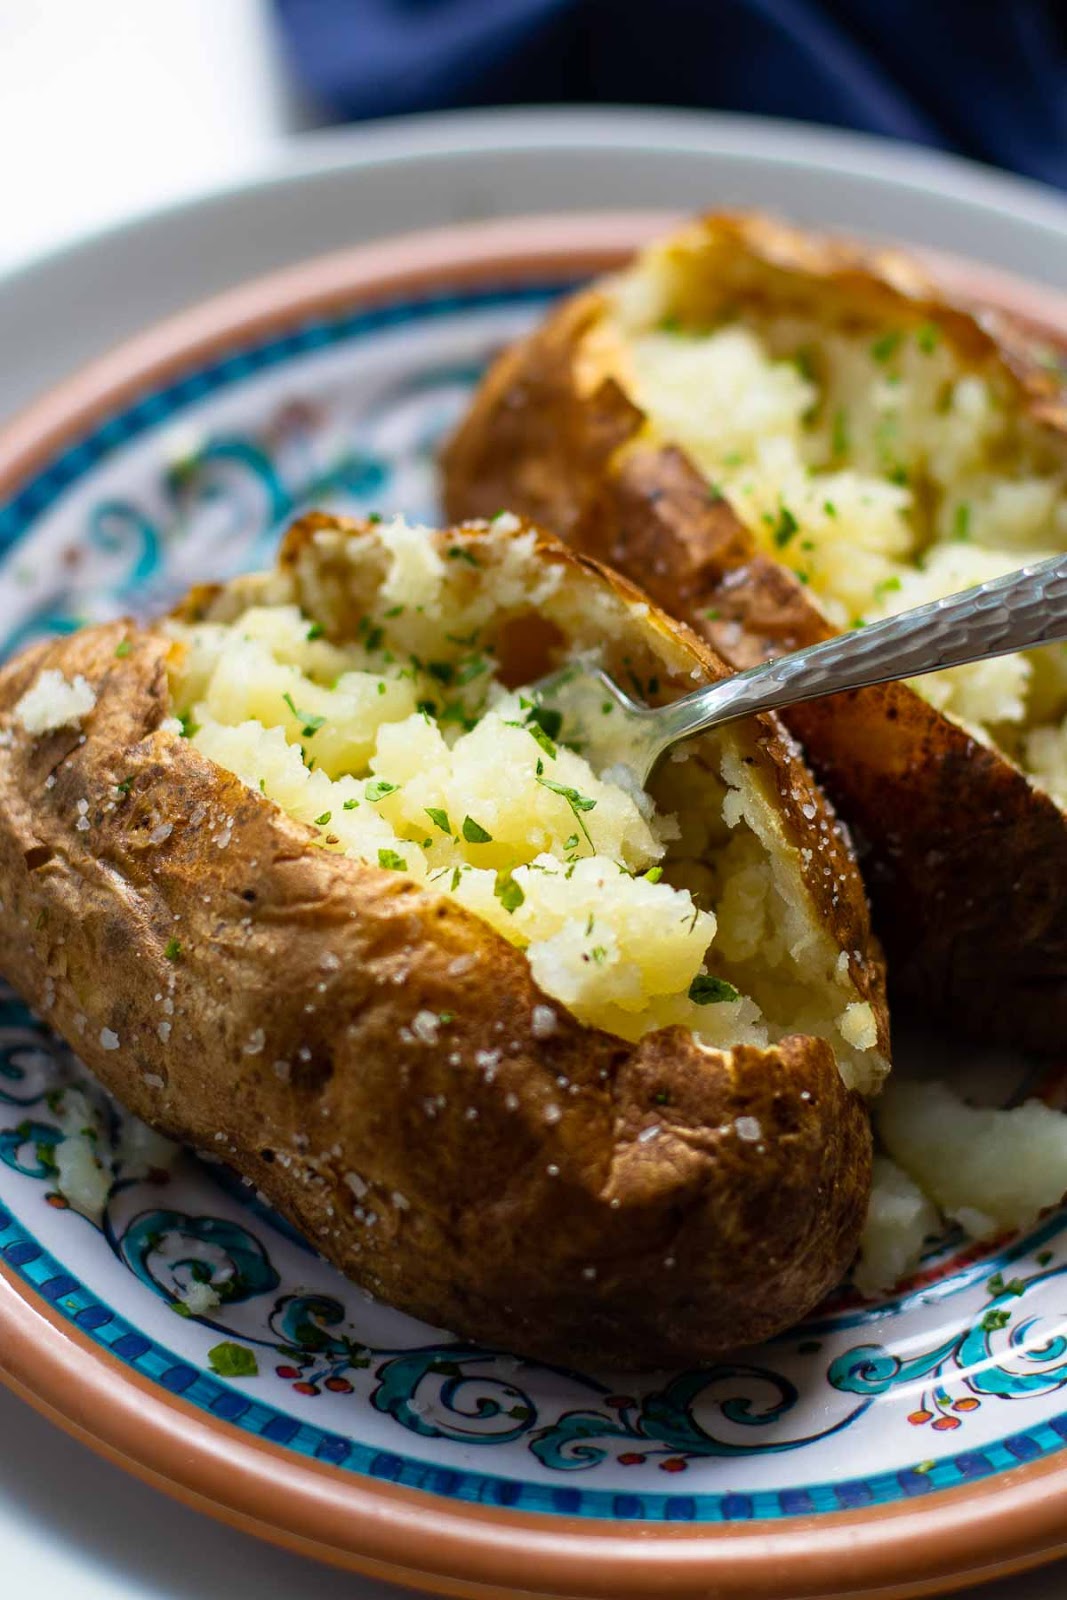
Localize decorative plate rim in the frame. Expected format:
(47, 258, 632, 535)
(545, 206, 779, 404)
(2, 212, 1067, 1600)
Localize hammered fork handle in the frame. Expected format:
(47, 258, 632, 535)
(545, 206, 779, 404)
(653, 553, 1067, 757)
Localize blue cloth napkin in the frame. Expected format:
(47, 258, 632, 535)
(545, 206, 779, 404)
(274, 0, 1067, 189)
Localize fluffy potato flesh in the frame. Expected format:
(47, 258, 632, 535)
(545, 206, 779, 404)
(166, 515, 885, 1085)
(606, 249, 1067, 800)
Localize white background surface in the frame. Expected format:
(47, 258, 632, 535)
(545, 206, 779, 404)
(2, 4, 1067, 1596)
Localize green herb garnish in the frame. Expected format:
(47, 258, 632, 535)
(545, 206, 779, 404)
(773, 506, 799, 548)
(314, 811, 332, 827)
(306, 621, 325, 641)
(871, 330, 902, 364)
(114, 639, 132, 658)
(462, 815, 493, 844)
(208, 1341, 259, 1378)
(980, 1308, 1012, 1333)
(378, 848, 407, 871)
(831, 407, 850, 459)
(343, 797, 359, 810)
(447, 546, 480, 567)
(535, 772, 597, 848)
(365, 780, 398, 802)
(425, 807, 452, 835)
(688, 974, 740, 1004)
(164, 937, 182, 962)
(916, 323, 939, 354)
(281, 692, 325, 739)
(494, 871, 525, 913)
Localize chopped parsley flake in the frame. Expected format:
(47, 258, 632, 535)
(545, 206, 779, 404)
(314, 811, 332, 827)
(823, 500, 837, 518)
(281, 693, 326, 738)
(831, 407, 850, 459)
(343, 797, 359, 810)
(306, 621, 325, 641)
(953, 502, 971, 541)
(871, 330, 903, 364)
(164, 937, 182, 962)
(494, 871, 525, 913)
(114, 639, 132, 658)
(178, 711, 199, 739)
(508, 708, 559, 759)
(916, 322, 939, 354)
(980, 1307, 1012, 1333)
(643, 866, 663, 884)
(535, 772, 597, 848)
(426, 807, 452, 835)
(462, 815, 492, 844)
(773, 506, 799, 548)
(208, 1341, 259, 1378)
(447, 545, 480, 567)
(688, 974, 740, 1004)
(987, 1273, 1026, 1298)
(378, 848, 407, 871)
(365, 780, 398, 802)
(116, 777, 133, 795)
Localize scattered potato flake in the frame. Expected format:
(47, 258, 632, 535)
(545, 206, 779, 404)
(177, 1279, 222, 1316)
(854, 1155, 941, 1297)
(839, 1000, 877, 1051)
(54, 1135, 110, 1217)
(15, 670, 96, 734)
(878, 1078, 1067, 1238)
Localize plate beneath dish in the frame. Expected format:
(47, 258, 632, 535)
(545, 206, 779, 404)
(1, 216, 1067, 1600)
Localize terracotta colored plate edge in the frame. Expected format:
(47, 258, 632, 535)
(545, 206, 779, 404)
(1, 211, 1067, 1599)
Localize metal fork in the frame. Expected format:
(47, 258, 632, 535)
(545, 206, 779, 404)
(533, 554, 1067, 785)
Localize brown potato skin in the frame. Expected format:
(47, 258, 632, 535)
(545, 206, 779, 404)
(0, 518, 876, 1368)
(442, 213, 1067, 1051)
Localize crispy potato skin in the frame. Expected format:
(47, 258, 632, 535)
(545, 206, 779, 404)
(442, 213, 1067, 1050)
(0, 519, 877, 1368)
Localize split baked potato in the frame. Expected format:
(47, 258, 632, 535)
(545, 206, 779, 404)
(0, 511, 887, 1367)
(443, 212, 1067, 1050)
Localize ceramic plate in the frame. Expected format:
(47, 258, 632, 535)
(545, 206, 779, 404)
(2, 215, 1067, 1600)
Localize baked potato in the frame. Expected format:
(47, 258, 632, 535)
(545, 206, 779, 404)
(0, 510, 888, 1367)
(443, 212, 1067, 1050)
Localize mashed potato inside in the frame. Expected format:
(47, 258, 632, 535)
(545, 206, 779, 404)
(166, 518, 883, 1082)
(612, 289, 1067, 803)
